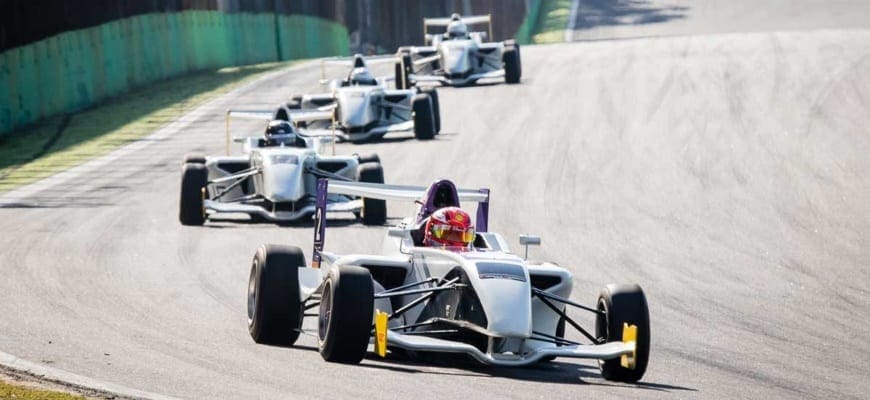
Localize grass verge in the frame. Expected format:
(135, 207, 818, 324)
(532, 0, 574, 44)
(0, 61, 293, 194)
(0, 377, 87, 399)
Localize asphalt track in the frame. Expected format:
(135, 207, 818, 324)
(2, 4, 870, 399)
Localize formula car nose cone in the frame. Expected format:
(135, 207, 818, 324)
(441, 41, 472, 75)
(473, 261, 533, 337)
(337, 89, 377, 128)
(262, 161, 305, 202)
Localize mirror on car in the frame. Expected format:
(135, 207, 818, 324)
(387, 228, 410, 239)
(518, 234, 541, 246)
(518, 234, 541, 260)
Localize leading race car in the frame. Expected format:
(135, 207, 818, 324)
(246, 178, 651, 382)
(395, 14, 522, 88)
(178, 111, 386, 225)
(264, 54, 441, 142)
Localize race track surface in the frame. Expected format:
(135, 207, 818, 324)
(1, 4, 869, 399)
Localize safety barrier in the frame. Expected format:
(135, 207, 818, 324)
(0, 11, 349, 135)
(515, 0, 543, 45)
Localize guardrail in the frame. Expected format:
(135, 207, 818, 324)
(0, 11, 349, 136)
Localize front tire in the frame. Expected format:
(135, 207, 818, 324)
(179, 163, 208, 226)
(595, 284, 650, 382)
(357, 163, 387, 225)
(503, 44, 521, 84)
(412, 94, 435, 140)
(318, 266, 374, 363)
(247, 245, 305, 346)
(419, 87, 441, 134)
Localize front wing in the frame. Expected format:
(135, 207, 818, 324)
(204, 198, 362, 221)
(410, 68, 505, 86)
(384, 330, 635, 367)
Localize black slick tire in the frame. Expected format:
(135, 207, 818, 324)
(503, 45, 521, 84)
(355, 153, 381, 165)
(595, 284, 650, 382)
(395, 52, 412, 89)
(412, 94, 435, 140)
(183, 153, 206, 164)
(357, 163, 387, 225)
(247, 245, 305, 346)
(179, 163, 208, 226)
(419, 87, 441, 134)
(318, 266, 374, 364)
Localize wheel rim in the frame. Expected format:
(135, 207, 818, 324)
(247, 260, 258, 325)
(318, 280, 333, 342)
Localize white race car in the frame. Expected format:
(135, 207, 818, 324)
(246, 178, 650, 382)
(395, 14, 522, 88)
(266, 54, 441, 142)
(178, 112, 386, 225)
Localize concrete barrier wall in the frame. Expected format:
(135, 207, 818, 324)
(0, 11, 349, 135)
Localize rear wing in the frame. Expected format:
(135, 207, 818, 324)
(224, 108, 335, 155)
(311, 179, 491, 268)
(423, 14, 492, 41)
(320, 53, 399, 82)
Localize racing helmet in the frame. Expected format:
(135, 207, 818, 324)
(264, 120, 298, 145)
(446, 19, 468, 39)
(424, 207, 475, 248)
(348, 67, 376, 85)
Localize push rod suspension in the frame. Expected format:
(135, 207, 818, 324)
(536, 294, 602, 344)
(532, 288, 602, 315)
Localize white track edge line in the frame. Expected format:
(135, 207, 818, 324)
(0, 60, 315, 399)
(0, 60, 314, 204)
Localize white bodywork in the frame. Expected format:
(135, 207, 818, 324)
(198, 112, 371, 222)
(274, 55, 427, 142)
(399, 15, 513, 86)
(297, 181, 636, 366)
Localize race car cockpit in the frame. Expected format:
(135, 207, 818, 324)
(259, 120, 306, 148)
(345, 67, 378, 86)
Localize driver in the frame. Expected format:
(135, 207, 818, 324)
(445, 18, 468, 40)
(262, 120, 304, 147)
(347, 67, 377, 86)
(423, 207, 475, 249)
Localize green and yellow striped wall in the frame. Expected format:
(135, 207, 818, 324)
(0, 11, 349, 135)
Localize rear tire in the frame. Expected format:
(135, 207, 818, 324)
(247, 245, 305, 346)
(595, 284, 650, 382)
(419, 87, 441, 134)
(318, 266, 374, 363)
(179, 163, 208, 226)
(412, 94, 435, 140)
(357, 164, 387, 225)
(183, 153, 206, 164)
(355, 153, 381, 165)
(503, 45, 521, 84)
(395, 52, 413, 89)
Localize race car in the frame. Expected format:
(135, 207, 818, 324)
(265, 54, 441, 142)
(246, 178, 651, 382)
(178, 111, 386, 225)
(395, 14, 522, 88)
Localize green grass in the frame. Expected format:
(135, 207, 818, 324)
(532, 0, 574, 44)
(0, 378, 86, 400)
(0, 61, 294, 193)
